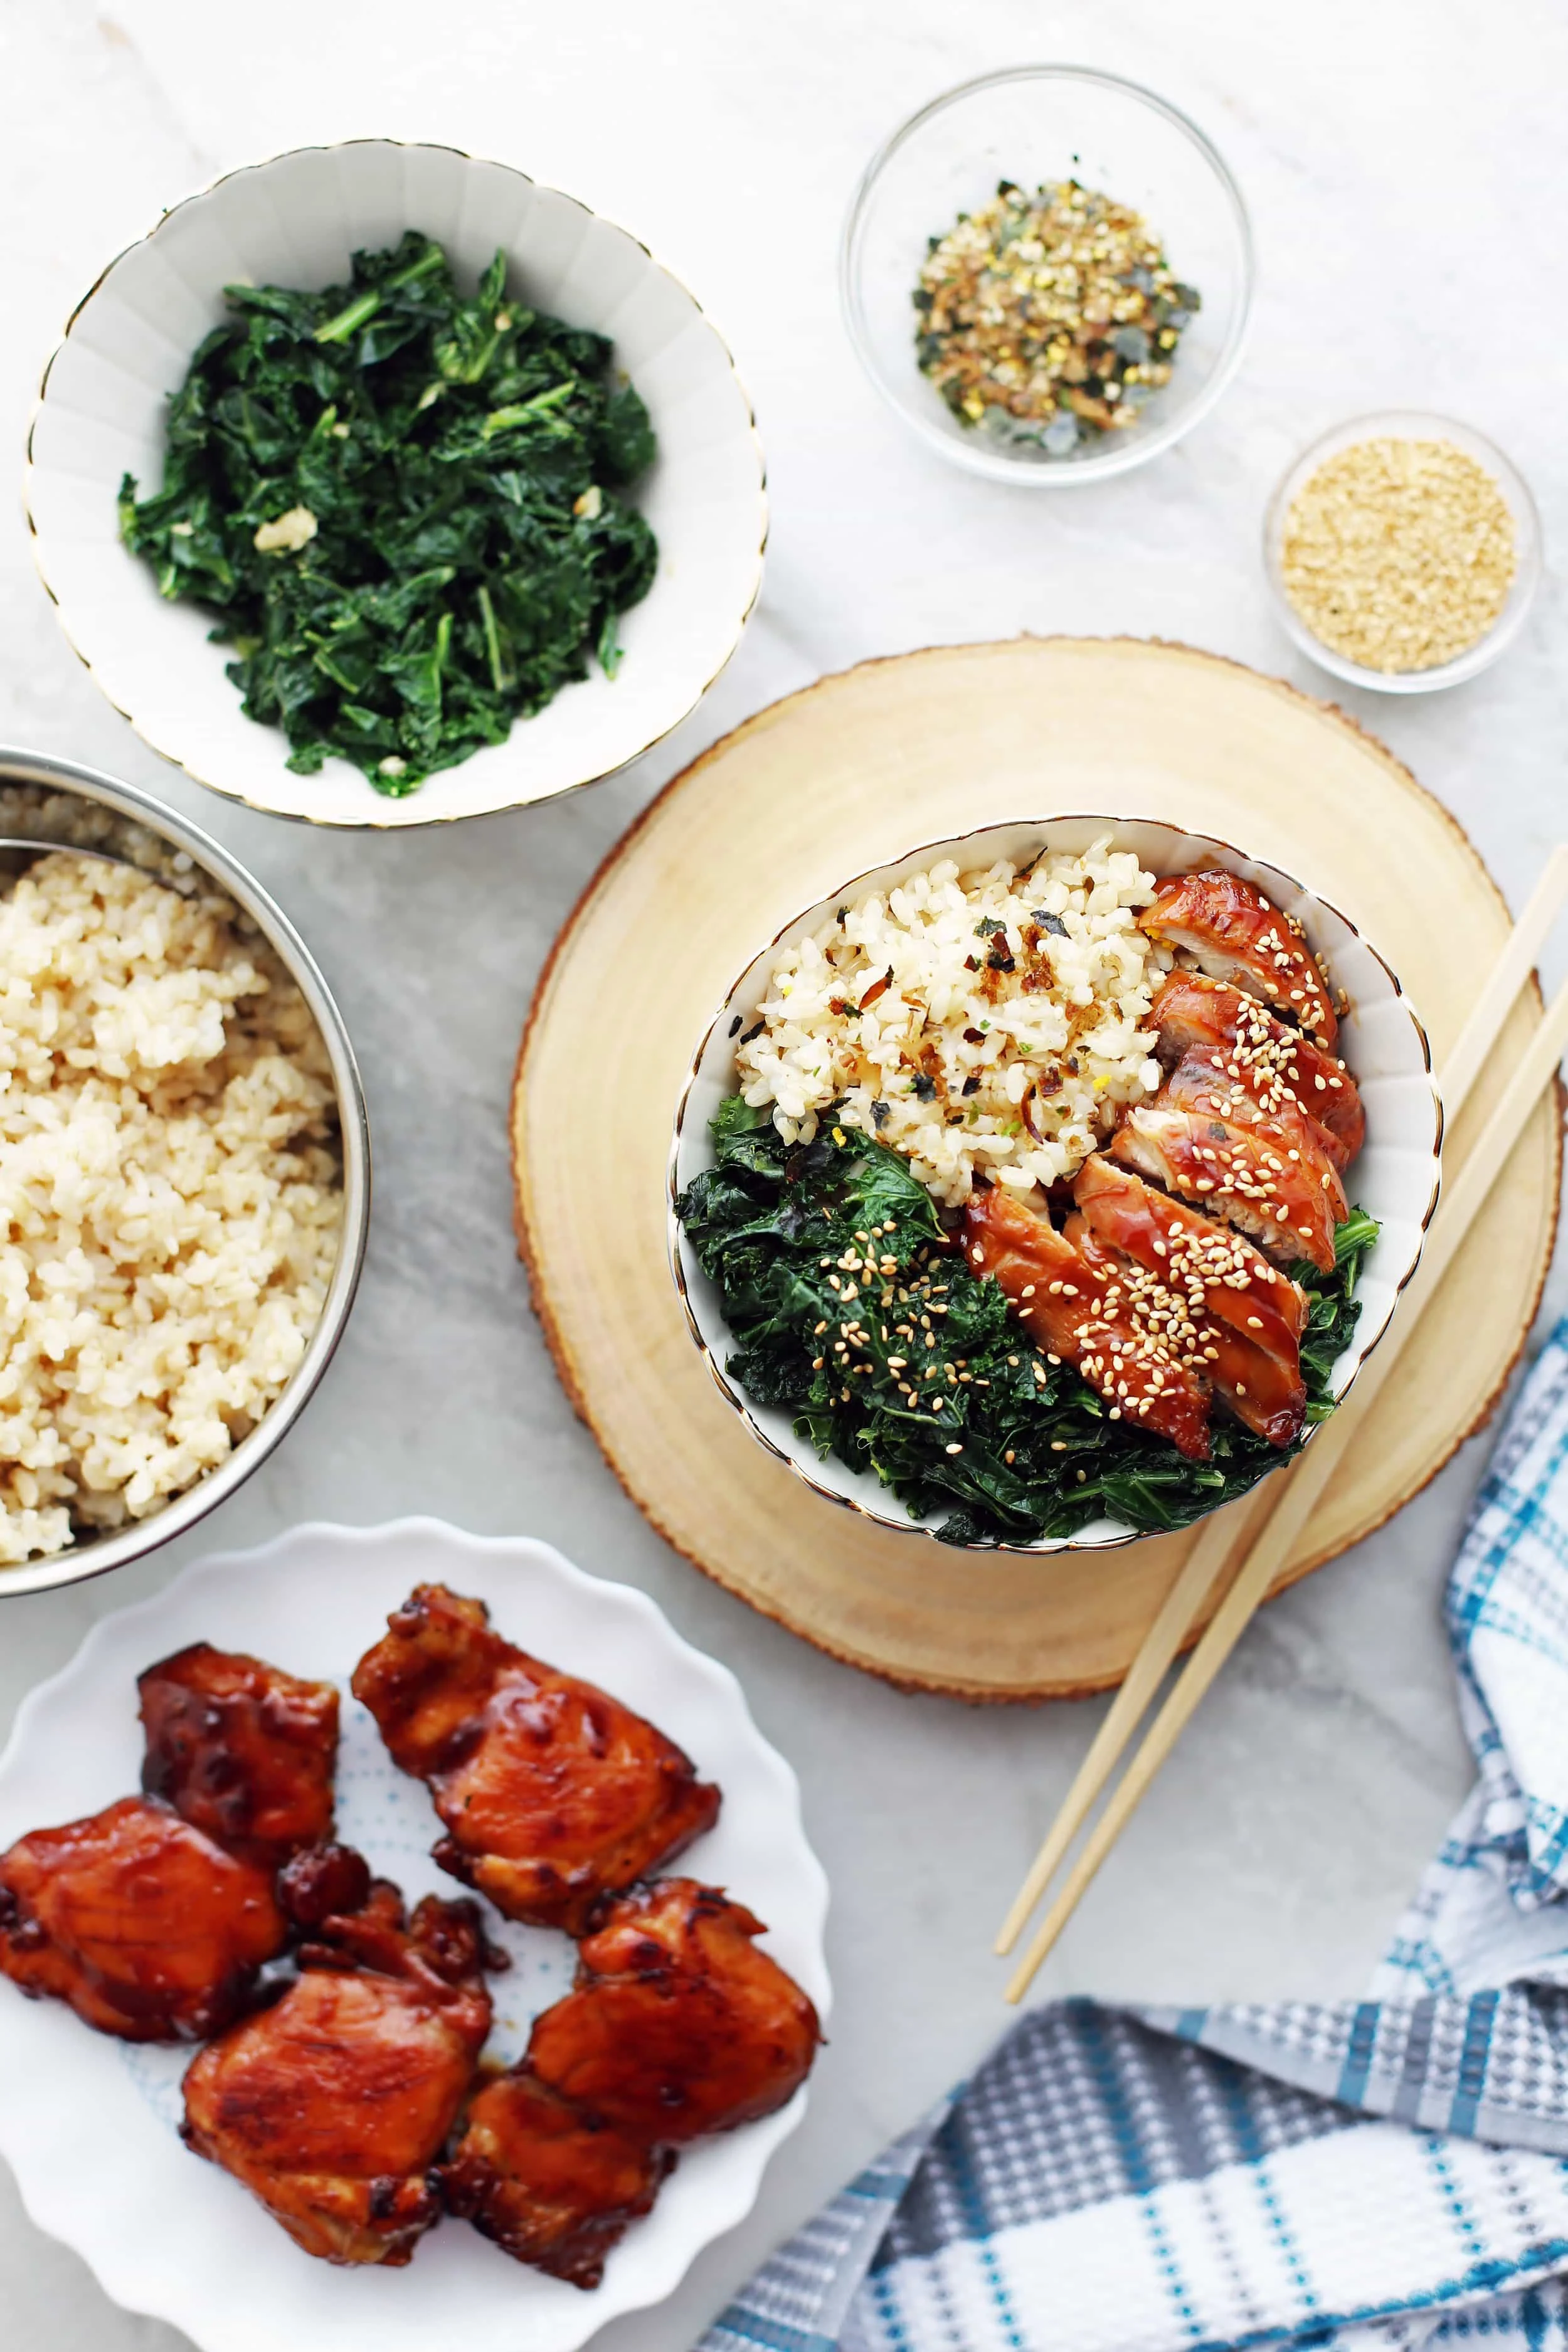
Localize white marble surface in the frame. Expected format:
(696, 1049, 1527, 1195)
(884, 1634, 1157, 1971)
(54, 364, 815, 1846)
(2, 3, 1565, 2346)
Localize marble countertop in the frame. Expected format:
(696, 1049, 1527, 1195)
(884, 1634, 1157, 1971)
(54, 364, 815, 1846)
(3, 2, 1565, 2346)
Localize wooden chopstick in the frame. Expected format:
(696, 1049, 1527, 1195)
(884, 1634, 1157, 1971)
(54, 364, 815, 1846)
(1004, 960, 1568, 2002)
(993, 1503, 1253, 1956)
(995, 847, 1568, 1985)
(1439, 846, 1568, 1123)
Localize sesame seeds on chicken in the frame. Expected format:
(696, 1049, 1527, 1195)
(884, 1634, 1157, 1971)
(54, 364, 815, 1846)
(1147, 973, 1364, 1163)
(1139, 871, 1339, 1047)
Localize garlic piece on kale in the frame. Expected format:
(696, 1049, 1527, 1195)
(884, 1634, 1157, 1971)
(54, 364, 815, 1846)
(253, 506, 319, 555)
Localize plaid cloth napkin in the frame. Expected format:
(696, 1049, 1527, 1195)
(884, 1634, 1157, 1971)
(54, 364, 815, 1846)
(700, 1318, 1568, 2352)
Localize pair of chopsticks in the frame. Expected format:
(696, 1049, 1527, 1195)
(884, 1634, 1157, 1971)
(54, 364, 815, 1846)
(997, 847, 1568, 2005)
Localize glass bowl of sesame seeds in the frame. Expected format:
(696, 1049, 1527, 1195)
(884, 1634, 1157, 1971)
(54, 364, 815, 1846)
(1263, 411, 1542, 694)
(840, 65, 1254, 485)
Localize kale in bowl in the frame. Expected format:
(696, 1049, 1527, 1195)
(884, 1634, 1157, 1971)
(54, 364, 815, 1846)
(119, 232, 658, 796)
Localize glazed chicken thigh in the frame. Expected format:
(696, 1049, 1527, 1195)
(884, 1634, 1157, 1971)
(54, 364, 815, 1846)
(441, 2071, 672, 2288)
(139, 1643, 339, 1868)
(1071, 1158, 1307, 1358)
(0, 1794, 286, 2040)
(352, 1585, 721, 1932)
(526, 1878, 822, 2144)
(182, 1868, 494, 2266)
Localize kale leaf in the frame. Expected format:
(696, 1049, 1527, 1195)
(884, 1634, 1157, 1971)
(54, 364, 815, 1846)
(675, 1097, 1378, 1547)
(118, 231, 659, 795)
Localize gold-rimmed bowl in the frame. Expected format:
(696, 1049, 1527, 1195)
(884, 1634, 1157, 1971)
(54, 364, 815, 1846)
(668, 815, 1441, 1555)
(25, 139, 766, 830)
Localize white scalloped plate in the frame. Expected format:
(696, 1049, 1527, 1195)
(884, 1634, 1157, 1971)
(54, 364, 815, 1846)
(25, 140, 766, 828)
(0, 1520, 829, 2352)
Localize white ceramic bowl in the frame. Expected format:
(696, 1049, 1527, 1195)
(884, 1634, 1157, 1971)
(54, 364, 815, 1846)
(1263, 408, 1541, 694)
(841, 65, 1253, 485)
(25, 140, 766, 829)
(669, 817, 1441, 1554)
(0, 1519, 830, 2352)
(0, 746, 369, 1599)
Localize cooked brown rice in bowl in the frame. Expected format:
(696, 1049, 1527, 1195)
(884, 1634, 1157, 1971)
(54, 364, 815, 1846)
(0, 842, 344, 1567)
(0, 762, 362, 1590)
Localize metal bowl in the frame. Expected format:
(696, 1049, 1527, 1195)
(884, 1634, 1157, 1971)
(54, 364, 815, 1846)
(0, 746, 370, 1598)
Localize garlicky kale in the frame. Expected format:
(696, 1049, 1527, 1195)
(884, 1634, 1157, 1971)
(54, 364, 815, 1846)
(675, 1098, 1377, 1547)
(118, 231, 659, 795)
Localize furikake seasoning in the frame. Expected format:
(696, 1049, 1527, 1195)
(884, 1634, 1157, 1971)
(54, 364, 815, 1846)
(119, 232, 659, 795)
(675, 1098, 1377, 1547)
(914, 179, 1200, 458)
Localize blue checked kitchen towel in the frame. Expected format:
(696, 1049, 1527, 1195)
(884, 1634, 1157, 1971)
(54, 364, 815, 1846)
(700, 1318, 1568, 2352)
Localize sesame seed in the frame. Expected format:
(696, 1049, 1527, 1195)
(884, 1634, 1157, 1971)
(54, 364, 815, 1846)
(1281, 435, 1515, 674)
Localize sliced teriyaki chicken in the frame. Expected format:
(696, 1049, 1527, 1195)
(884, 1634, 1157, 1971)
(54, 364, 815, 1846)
(1155, 1048, 1350, 1231)
(1160, 1046, 1352, 1189)
(961, 1186, 1213, 1460)
(1072, 1157, 1308, 1364)
(1161, 1048, 1348, 1235)
(1147, 973, 1364, 1167)
(1065, 1216, 1305, 1449)
(1140, 872, 1338, 1047)
(1111, 1104, 1341, 1273)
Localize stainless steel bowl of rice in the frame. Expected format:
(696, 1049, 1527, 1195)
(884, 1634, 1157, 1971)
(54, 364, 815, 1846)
(0, 746, 369, 1597)
(669, 816, 1440, 1554)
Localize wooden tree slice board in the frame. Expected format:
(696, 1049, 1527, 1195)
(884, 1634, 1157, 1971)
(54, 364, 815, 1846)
(512, 640, 1560, 1702)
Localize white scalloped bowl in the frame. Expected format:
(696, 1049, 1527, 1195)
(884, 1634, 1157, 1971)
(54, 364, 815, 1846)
(669, 815, 1443, 1554)
(0, 1520, 830, 2352)
(25, 140, 766, 829)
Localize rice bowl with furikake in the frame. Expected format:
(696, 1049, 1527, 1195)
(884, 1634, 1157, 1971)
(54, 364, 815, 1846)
(675, 839, 1379, 1545)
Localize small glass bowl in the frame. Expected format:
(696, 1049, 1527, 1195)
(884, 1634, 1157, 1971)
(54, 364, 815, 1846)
(840, 63, 1254, 487)
(1263, 410, 1542, 694)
